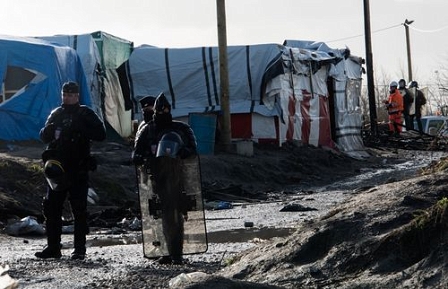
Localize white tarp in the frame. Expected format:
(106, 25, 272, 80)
(126, 40, 365, 155)
(128, 44, 280, 121)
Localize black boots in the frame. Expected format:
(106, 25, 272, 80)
(157, 255, 183, 265)
(71, 249, 86, 260)
(35, 247, 62, 259)
(35, 246, 86, 260)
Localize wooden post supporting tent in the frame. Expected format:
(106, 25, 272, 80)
(216, 0, 232, 152)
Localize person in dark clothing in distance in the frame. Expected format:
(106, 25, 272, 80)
(398, 79, 414, 131)
(132, 92, 197, 265)
(409, 80, 427, 134)
(35, 81, 106, 260)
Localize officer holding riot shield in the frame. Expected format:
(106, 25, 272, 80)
(133, 92, 205, 265)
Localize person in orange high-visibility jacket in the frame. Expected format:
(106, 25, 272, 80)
(383, 81, 404, 136)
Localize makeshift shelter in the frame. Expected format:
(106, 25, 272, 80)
(39, 32, 134, 139)
(0, 35, 91, 141)
(121, 41, 366, 157)
(265, 40, 367, 158)
(124, 43, 280, 135)
(91, 31, 134, 139)
(37, 34, 103, 118)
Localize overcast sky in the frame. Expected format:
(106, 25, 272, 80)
(1, 0, 447, 85)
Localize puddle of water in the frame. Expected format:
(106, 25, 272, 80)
(207, 227, 295, 243)
(87, 235, 141, 247)
(87, 227, 295, 248)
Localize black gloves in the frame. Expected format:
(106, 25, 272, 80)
(42, 123, 56, 140)
(179, 147, 193, 159)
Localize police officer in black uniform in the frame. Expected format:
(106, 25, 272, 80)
(137, 95, 157, 132)
(133, 92, 197, 265)
(35, 81, 106, 260)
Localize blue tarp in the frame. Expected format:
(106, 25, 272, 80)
(0, 35, 91, 141)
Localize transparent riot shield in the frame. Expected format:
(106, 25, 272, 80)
(138, 155, 207, 259)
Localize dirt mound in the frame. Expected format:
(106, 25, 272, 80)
(216, 172, 448, 288)
(0, 141, 384, 223)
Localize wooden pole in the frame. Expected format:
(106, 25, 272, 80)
(404, 19, 414, 82)
(363, 0, 377, 136)
(216, 0, 232, 151)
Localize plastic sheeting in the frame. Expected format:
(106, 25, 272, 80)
(332, 56, 369, 159)
(128, 44, 281, 121)
(0, 35, 91, 141)
(126, 40, 366, 155)
(263, 42, 367, 156)
(37, 34, 103, 119)
(103, 69, 132, 137)
(39, 32, 134, 138)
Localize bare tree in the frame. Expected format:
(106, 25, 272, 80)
(432, 69, 448, 115)
(374, 67, 392, 123)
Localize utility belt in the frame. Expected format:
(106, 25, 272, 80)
(42, 149, 97, 172)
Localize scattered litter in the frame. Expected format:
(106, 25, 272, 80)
(87, 188, 99, 205)
(244, 221, 254, 228)
(205, 201, 233, 210)
(117, 217, 141, 231)
(280, 203, 318, 212)
(169, 272, 208, 288)
(62, 225, 74, 234)
(4, 216, 45, 236)
(128, 217, 141, 231)
(0, 265, 18, 289)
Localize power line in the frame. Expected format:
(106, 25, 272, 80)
(326, 23, 402, 43)
(409, 25, 448, 33)
(325, 22, 448, 44)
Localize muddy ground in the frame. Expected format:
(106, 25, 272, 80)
(0, 139, 447, 288)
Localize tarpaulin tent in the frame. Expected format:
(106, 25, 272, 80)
(121, 41, 366, 157)
(265, 40, 367, 158)
(127, 43, 280, 120)
(39, 32, 134, 139)
(91, 31, 134, 139)
(123, 43, 281, 146)
(0, 35, 91, 141)
(37, 34, 103, 118)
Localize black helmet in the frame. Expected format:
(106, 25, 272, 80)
(409, 81, 418, 88)
(62, 81, 79, 93)
(154, 92, 171, 114)
(44, 160, 70, 191)
(156, 131, 184, 158)
(139, 95, 157, 109)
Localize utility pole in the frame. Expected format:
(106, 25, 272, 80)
(363, 0, 377, 136)
(404, 19, 414, 82)
(216, 0, 232, 152)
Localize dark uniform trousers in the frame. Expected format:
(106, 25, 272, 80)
(43, 171, 89, 253)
